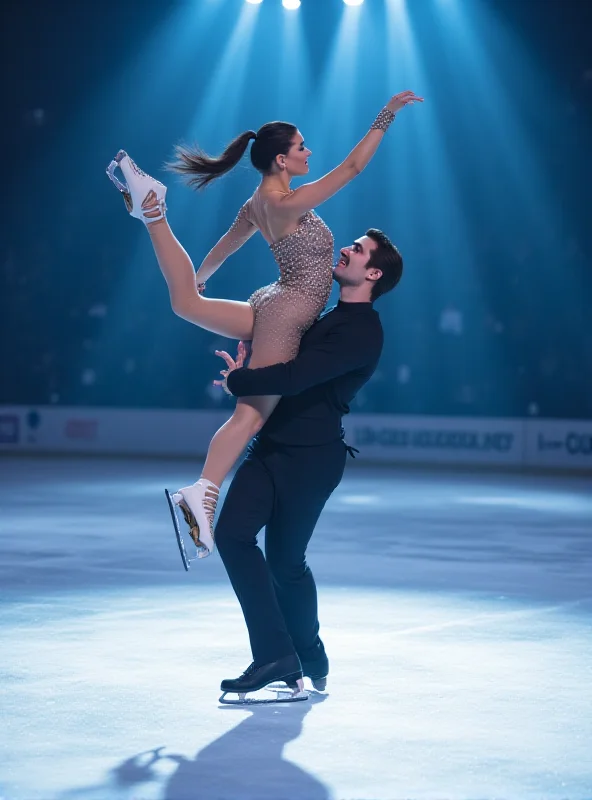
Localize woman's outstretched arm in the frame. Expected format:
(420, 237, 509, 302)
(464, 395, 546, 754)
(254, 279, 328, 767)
(144, 199, 256, 308)
(194, 203, 257, 284)
(271, 90, 423, 215)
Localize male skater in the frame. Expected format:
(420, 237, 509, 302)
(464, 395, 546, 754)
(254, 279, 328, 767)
(211, 228, 403, 701)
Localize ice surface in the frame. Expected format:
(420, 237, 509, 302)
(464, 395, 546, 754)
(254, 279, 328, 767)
(1, 456, 591, 800)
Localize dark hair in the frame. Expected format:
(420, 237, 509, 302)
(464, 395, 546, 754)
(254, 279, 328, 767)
(365, 228, 403, 302)
(166, 121, 298, 190)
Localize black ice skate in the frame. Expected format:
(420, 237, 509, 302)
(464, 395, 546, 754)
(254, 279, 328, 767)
(219, 655, 308, 705)
(270, 639, 329, 692)
(301, 656, 329, 692)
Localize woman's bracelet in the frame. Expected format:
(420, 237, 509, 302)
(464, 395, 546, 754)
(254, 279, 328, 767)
(370, 107, 397, 132)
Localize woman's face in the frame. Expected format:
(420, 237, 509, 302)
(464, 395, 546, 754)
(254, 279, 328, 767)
(281, 130, 312, 176)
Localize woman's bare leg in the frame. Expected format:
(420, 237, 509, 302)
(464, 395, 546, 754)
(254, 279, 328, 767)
(201, 395, 280, 487)
(143, 208, 278, 485)
(200, 316, 296, 486)
(173, 395, 279, 558)
(145, 213, 254, 341)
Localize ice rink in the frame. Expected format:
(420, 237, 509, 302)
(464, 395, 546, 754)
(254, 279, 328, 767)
(1, 454, 591, 800)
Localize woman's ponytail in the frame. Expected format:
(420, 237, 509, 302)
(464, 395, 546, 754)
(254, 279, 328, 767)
(166, 130, 257, 190)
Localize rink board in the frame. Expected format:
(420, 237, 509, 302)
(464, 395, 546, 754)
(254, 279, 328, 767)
(0, 405, 591, 471)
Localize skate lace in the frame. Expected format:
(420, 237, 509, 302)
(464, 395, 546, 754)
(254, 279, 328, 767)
(202, 487, 219, 530)
(241, 663, 257, 678)
(129, 158, 148, 179)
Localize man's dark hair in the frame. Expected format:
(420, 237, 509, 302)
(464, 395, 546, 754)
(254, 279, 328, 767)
(365, 228, 403, 302)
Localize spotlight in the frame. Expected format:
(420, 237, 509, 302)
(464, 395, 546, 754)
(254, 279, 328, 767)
(245, 0, 263, 4)
(282, 0, 301, 8)
(343, 0, 365, 5)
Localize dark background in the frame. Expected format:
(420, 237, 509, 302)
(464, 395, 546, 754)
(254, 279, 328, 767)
(1, 0, 591, 417)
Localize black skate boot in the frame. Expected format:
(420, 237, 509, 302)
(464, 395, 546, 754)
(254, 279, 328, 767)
(219, 654, 307, 705)
(300, 638, 329, 691)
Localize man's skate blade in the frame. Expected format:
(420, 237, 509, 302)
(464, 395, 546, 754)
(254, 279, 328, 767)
(267, 678, 327, 693)
(164, 489, 191, 571)
(219, 687, 309, 705)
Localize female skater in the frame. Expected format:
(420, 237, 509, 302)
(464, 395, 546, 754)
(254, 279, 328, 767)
(106, 90, 422, 563)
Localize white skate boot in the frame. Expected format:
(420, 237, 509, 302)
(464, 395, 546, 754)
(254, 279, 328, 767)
(106, 150, 167, 224)
(164, 479, 219, 570)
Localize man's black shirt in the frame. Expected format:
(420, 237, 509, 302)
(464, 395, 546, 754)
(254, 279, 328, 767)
(226, 300, 384, 446)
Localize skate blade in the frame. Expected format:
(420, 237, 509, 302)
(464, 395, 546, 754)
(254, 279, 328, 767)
(164, 489, 206, 571)
(106, 155, 129, 194)
(267, 678, 327, 693)
(219, 687, 308, 706)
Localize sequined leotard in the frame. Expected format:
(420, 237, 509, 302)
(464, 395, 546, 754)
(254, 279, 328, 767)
(228, 192, 335, 369)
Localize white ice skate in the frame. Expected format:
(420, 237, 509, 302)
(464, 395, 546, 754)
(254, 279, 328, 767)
(106, 150, 167, 224)
(164, 479, 219, 570)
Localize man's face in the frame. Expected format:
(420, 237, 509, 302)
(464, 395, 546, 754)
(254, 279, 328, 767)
(333, 235, 380, 288)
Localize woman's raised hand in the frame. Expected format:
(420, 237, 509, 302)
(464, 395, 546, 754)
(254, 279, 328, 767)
(386, 90, 424, 113)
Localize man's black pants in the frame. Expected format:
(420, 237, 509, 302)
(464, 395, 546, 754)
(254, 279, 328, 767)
(215, 435, 348, 666)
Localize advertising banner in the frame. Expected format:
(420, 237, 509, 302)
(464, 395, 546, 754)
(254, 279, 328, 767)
(0, 406, 228, 457)
(524, 419, 592, 470)
(1, 406, 591, 471)
(342, 414, 525, 466)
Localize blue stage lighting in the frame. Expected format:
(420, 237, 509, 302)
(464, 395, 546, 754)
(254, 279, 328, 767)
(282, 0, 301, 8)
(343, 0, 365, 6)
(245, 0, 263, 5)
